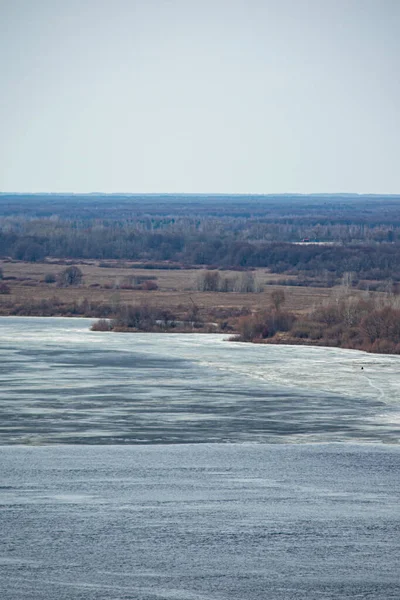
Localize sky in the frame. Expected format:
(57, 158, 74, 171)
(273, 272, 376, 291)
(0, 0, 399, 194)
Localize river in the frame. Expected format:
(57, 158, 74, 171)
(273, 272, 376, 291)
(0, 317, 399, 599)
(0, 317, 399, 445)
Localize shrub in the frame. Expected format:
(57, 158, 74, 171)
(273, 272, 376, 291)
(44, 273, 56, 283)
(132, 275, 158, 283)
(236, 309, 296, 341)
(234, 271, 257, 293)
(142, 280, 158, 290)
(236, 314, 265, 341)
(271, 289, 286, 310)
(370, 339, 399, 354)
(57, 266, 83, 286)
(113, 304, 160, 330)
(260, 310, 296, 338)
(0, 282, 10, 294)
(291, 321, 316, 339)
(196, 270, 220, 291)
(91, 319, 112, 332)
(311, 304, 341, 326)
(219, 276, 237, 292)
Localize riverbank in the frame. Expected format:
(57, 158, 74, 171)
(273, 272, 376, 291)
(1, 259, 400, 354)
(92, 298, 400, 356)
(230, 295, 400, 355)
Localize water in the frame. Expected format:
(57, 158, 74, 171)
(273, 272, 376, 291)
(0, 317, 399, 444)
(1, 317, 400, 599)
(1, 444, 399, 600)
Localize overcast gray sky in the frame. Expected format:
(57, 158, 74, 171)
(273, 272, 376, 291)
(0, 0, 399, 194)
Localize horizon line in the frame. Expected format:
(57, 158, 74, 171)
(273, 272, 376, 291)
(1, 191, 400, 197)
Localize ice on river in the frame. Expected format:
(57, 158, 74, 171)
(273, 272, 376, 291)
(1, 319, 400, 599)
(0, 317, 399, 444)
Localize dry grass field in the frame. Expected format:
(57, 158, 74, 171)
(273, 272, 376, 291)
(0, 259, 343, 320)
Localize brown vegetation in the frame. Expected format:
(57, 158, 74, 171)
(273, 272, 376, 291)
(195, 269, 260, 293)
(0, 260, 327, 319)
(0, 282, 10, 294)
(1, 259, 399, 353)
(233, 292, 400, 354)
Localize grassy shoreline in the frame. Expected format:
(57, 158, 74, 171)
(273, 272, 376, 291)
(1, 260, 400, 354)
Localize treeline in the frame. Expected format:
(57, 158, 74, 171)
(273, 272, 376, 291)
(1, 228, 400, 282)
(2, 193, 400, 230)
(2, 194, 400, 241)
(234, 293, 400, 354)
(2, 195, 400, 282)
(1, 208, 400, 244)
(0, 294, 215, 333)
(91, 303, 205, 333)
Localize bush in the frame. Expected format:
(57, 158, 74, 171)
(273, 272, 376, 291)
(44, 273, 56, 283)
(132, 275, 158, 283)
(370, 339, 399, 354)
(112, 304, 165, 330)
(219, 276, 237, 292)
(142, 280, 158, 290)
(236, 309, 296, 341)
(0, 282, 10, 294)
(271, 289, 285, 309)
(234, 271, 257, 293)
(91, 319, 112, 331)
(196, 270, 220, 291)
(236, 314, 265, 341)
(291, 321, 317, 339)
(57, 266, 83, 286)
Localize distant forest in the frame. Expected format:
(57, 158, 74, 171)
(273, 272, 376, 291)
(1, 194, 400, 285)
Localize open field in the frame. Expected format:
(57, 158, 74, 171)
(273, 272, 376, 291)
(0, 259, 340, 319)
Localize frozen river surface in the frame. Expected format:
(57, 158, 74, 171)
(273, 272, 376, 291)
(0, 317, 399, 444)
(1, 319, 400, 599)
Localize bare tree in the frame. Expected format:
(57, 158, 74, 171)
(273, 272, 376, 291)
(341, 271, 355, 289)
(44, 272, 56, 283)
(271, 289, 286, 310)
(234, 271, 257, 293)
(196, 270, 220, 292)
(219, 275, 237, 292)
(187, 297, 201, 324)
(57, 266, 83, 287)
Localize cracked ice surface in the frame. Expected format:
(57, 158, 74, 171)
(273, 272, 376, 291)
(0, 317, 399, 444)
